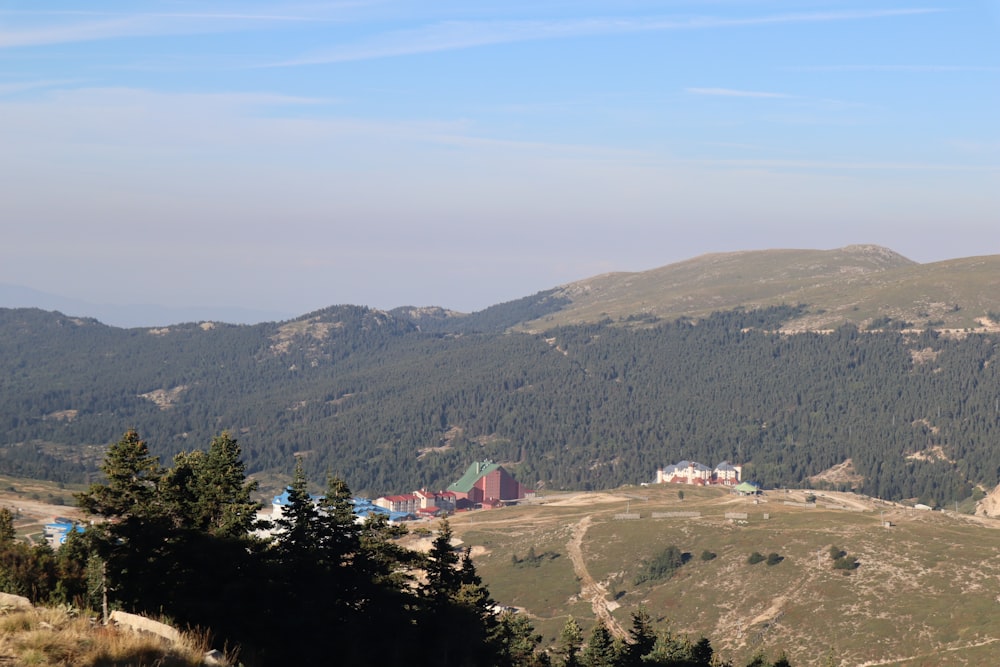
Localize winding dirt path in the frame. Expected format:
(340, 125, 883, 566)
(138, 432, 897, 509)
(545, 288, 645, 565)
(566, 515, 628, 639)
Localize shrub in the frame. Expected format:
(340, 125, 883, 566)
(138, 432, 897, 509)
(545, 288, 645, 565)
(833, 555, 859, 572)
(512, 546, 558, 568)
(829, 546, 846, 560)
(766, 552, 782, 566)
(700, 550, 716, 562)
(868, 316, 893, 330)
(635, 545, 687, 584)
(747, 552, 765, 565)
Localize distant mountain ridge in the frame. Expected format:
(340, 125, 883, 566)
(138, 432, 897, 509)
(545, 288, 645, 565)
(383, 245, 1000, 335)
(6, 246, 1000, 333)
(0, 284, 293, 329)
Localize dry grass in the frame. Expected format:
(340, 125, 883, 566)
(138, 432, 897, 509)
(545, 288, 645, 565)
(0, 606, 229, 667)
(516, 247, 1000, 332)
(450, 486, 1000, 666)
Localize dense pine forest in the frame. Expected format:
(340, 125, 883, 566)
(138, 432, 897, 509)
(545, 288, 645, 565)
(2, 303, 999, 506)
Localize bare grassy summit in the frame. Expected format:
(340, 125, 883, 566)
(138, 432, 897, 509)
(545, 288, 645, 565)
(519, 246, 1000, 332)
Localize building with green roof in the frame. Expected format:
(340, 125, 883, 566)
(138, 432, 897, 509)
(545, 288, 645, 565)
(734, 481, 761, 495)
(447, 460, 528, 509)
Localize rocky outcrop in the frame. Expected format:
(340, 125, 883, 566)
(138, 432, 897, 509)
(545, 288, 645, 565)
(109, 610, 182, 643)
(0, 592, 33, 610)
(975, 484, 1000, 518)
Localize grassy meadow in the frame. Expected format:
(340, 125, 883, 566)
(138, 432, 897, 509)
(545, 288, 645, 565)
(518, 248, 1000, 333)
(448, 485, 1000, 666)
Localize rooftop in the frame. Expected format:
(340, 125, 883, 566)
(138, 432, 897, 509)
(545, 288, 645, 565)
(447, 460, 503, 494)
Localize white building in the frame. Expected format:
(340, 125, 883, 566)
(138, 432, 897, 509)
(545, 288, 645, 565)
(655, 460, 742, 486)
(656, 460, 712, 485)
(713, 461, 743, 484)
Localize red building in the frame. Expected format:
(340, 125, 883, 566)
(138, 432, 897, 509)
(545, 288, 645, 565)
(446, 460, 528, 509)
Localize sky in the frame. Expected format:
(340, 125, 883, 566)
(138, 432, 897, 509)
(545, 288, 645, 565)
(2, 1, 999, 322)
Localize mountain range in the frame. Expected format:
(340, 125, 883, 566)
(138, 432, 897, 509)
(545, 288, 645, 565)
(0, 283, 293, 329)
(3, 245, 1000, 503)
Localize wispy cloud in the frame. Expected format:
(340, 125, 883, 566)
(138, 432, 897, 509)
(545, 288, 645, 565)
(695, 158, 1000, 173)
(0, 17, 143, 49)
(946, 139, 1000, 154)
(0, 6, 345, 49)
(787, 64, 1000, 73)
(0, 79, 83, 96)
(687, 87, 793, 99)
(0, 11, 315, 21)
(274, 8, 945, 66)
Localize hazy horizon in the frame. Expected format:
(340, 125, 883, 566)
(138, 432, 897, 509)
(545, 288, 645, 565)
(0, 242, 989, 328)
(3, 2, 998, 318)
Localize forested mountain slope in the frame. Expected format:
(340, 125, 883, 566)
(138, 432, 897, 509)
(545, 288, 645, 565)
(3, 301, 1000, 506)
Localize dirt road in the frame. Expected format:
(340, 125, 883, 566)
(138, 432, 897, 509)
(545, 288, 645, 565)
(566, 515, 628, 640)
(1, 497, 80, 524)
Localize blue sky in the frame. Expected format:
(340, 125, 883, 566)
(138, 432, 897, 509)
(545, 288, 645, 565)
(2, 1, 998, 320)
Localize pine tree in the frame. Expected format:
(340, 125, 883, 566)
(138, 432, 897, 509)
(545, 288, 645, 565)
(318, 472, 361, 567)
(557, 617, 584, 667)
(76, 429, 163, 519)
(274, 458, 321, 558)
(253, 460, 329, 664)
(691, 637, 714, 666)
(624, 608, 656, 666)
(420, 519, 502, 666)
(582, 622, 618, 667)
(0, 507, 14, 544)
(642, 627, 696, 666)
(190, 432, 259, 538)
(495, 610, 548, 667)
(75, 430, 171, 613)
(455, 545, 497, 628)
(312, 473, 367, 633)
(422, 519, 463, 603)
(356, 511, 413, 589)
(772, 653, 792, 667)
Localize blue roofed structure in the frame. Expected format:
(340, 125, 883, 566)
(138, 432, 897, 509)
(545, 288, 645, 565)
(44, 518, 84, 548)
(268, 489, 412, 526)
(270, 488, 324, 523)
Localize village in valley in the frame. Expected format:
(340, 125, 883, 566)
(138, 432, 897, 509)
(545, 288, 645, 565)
(335, 458, 763, 526)
(265, 458, 761, 531)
